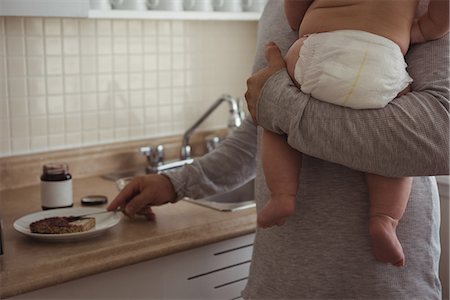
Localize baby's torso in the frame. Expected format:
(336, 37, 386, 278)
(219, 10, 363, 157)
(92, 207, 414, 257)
(299, 0, 419, 54)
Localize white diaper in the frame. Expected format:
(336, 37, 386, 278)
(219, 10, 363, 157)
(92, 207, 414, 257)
(294, 30, 412, 109)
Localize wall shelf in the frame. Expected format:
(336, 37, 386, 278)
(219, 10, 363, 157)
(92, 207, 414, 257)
(0, 0, 260, 20)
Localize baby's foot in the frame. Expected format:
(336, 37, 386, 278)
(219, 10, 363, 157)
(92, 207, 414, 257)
(257, 195, 296, 228)
(369, 214, 405, 267)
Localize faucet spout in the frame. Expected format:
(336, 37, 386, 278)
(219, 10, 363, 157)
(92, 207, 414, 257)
(181, 95, 243, 160)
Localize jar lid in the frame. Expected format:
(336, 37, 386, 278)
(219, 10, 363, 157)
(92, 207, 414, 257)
(43, 163, 68, 175)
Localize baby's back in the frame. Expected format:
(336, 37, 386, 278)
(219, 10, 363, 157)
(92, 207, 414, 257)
(300, 0, 418, 54)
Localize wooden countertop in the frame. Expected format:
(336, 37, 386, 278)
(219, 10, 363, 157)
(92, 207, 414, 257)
(0, 176, 256, 299)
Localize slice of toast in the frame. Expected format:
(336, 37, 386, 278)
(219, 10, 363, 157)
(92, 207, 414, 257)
(30, 216, 96, 234)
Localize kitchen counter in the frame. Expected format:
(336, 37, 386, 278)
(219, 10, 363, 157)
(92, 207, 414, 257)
(0, 176, 256, 299)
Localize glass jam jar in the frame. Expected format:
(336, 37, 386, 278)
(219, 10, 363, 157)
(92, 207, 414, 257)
(40, 163, 73, 210)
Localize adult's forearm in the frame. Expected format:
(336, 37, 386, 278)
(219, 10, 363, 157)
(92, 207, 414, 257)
(164, 118, 257, 200)
(258, 37, 449, 177)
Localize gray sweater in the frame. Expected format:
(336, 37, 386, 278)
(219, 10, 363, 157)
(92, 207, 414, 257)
(166, 0, 449, 298)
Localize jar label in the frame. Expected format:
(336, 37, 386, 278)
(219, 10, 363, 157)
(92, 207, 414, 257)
(41, 180, 73, 208)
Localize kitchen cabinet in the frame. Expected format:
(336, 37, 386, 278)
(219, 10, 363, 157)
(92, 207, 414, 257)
(0, 0, 260, 20)
(11, 233, 255, 300)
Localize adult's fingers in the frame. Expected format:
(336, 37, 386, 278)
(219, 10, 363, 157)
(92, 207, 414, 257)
(265, 42, 286, 69)
(123, 188, 154, 217)
(107, 177, 141, 211)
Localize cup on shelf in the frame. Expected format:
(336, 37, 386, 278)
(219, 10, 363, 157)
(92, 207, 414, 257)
(147, 0, 184, 11)
(183, 0, 213, 12)
(212, 0, 242, 12)
(111, 0, 148, 10)
(241, 0, 266, 12)
(90, 0, 112, 10)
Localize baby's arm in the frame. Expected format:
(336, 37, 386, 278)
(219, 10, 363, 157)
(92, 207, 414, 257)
(411, 0, 449, 44)
(284, 0, 313, 31)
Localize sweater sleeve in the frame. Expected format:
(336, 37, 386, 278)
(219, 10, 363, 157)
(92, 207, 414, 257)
(257, 35, 449, 177)
(163, 118, 257, 200)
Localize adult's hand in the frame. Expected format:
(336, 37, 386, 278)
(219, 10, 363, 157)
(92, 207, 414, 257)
(107, 174, 177, 219)
(245, 42, 286, 124)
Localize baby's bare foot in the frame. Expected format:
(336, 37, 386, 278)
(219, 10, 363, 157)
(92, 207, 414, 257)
(257, 195, 296, 228)
(369, 214, 405, 267)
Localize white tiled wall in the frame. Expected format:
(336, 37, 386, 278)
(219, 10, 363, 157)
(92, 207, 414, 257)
(0, 17, 257, 157)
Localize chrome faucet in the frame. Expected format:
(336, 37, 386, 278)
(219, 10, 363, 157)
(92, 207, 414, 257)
(140, 94, 243, 173)
(180, 94, 244, 160)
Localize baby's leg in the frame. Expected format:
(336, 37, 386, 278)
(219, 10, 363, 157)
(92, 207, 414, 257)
(284, 37, 307, 88)
(259, 129, 301, 228)
(366, 174, 412, 267)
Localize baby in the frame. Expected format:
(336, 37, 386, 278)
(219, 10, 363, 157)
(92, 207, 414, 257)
(259, 0, 449, 267)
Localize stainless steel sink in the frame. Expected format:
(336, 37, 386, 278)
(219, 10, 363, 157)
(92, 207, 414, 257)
(182, 180, 255, 212)
(115, 177, 255, 212)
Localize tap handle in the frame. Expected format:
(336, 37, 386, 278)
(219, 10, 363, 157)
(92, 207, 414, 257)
(155, 144, 164, 166)
(140, 145, 165, 167)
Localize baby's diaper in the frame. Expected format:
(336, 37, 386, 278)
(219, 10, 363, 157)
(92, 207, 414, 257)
(294, 30, 412, 109)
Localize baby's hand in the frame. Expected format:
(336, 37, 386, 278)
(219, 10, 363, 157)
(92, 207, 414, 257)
(410, 19, 426, 44)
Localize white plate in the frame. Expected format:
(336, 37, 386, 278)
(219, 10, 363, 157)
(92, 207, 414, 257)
(13, 207, 121, 242)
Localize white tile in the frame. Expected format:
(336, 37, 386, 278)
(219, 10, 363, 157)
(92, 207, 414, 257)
(97, 20, 112, 36)
(9, 98, 28, 117)
(48, 115, 65, 134)
(113, 37, 127, 54)
(82, 93, 98, 111)
(11, 137, 30, 154)
(158, 71, 171, 88)
(80, 37, 96, 55)
(157, 36, 171, 53)
(82, 130, 99, 144)
(114, 109, 129, 127)
(158, 105, 172, 121)
(64, 76, 80, 94)
(158, 88, 171, 104)
(27, 57, 45, 75)
(129, 73, 143, 90)
(144, 54, 157, 71)
(28, 96, 47, 115)
(6, 37, 25, 56)
(113, 20, 127, 36)
(0, 119, 10, 140)
(114, 92, 127, 109)
(30, 116, 48, 136)
(172, 53, 185, 70)
(81, 75, 97, 92)
(46, 76, 63, 94)
(79, 20, 96, 36)
(98, 92, 113, 110)
(25, 18, 43, 36)
(143, 36, 157, 53)
(65, 94, 81, 112)
(144, 124, 158, 136)
(113, 55, 127, 73)
(63, 19, 79, 36)
(129, 90, 143, 107)
(7, 57, 26, 76)
(98, 55, 113, 73)
(158, 53, 171, 70)
(172, 36, 184, 52)
(45, 37, 62, 55)
(5, 17, 23, 36)
(144, 89, 157, 106)
(47, 95, 64, 114)
(26, 37, 44, 55)
(114, 127, 128, 140)
(157, 21, 171, 35)
(128, 20, 142, 36)
(97, 37, 112, 54)
(11, 117, 29, 137)
(63, 37, 79, 55)
(44, 19, 61, 36)
(143, 20, 157, 35)
(64, 56, 80, 74)
(128, 55, 143, 72)
(144, 72, 157, 88)
(48, 134, 65, 148)
(172, 21, 184, 35)
(97, 75, 113, 92)
(8, 78, 27, 97)
(46, 56, 62, 75)
(81, 56, 97, 74)
(114, 74, 128, 91)
(129, 37, 143, 54)
(129, 108, 144, 126)
(66, 132, 82, 146)
(172, 87, 186, 103)
(144, 107, 157, 124)
(99, 129, 114, 142)
(28, 77, 46, 96)
(82, 112, 98, 130)
(172, 70, 184, 87)
(65, 113, 82, 132)
(30, 136, 48, 151)
(99, 111, 113, 129)
(129, 126, 144, 138)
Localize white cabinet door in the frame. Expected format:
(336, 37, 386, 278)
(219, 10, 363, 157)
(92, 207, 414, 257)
(12, 233, 255, 300)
